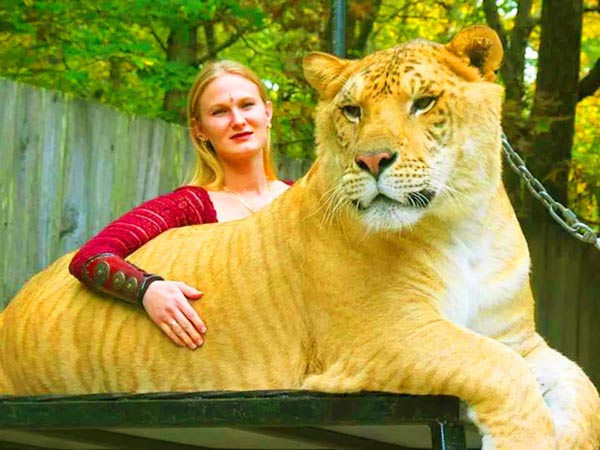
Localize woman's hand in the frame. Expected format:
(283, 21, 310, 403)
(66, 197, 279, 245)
(142, 280, 206, 349)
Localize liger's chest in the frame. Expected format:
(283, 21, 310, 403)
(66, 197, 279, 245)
(432, 229, 530, 336)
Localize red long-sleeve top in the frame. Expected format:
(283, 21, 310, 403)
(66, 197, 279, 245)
(69, 186, 217, 282)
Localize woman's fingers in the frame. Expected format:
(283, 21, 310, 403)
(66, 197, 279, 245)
(142, 280, 206, 350)
(175, 281, 207, 336)
(172, 310, 204, 349)
(158, 321, 187, 348)
(178, 282, 204, 300)
(176, 282, 207, 344)
(181, 301, 207, 335)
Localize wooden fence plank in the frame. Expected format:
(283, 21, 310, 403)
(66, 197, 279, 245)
(525, 221, 581, 361)
(0, 81, 18, 304)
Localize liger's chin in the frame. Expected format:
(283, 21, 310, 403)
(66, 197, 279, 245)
(357, 197, 426, 232)
(354, 190, 437, 232)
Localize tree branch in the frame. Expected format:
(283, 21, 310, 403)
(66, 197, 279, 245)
(148, 26, 168, 54)
(578, 58, 600, 101)
(197, 30, 244, 65)
(351, 0, 383, 56)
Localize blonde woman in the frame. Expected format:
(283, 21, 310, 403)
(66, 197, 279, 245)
(70, 61, 291, 350)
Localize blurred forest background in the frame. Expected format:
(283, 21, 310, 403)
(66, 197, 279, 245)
(1, 0, 599, 223)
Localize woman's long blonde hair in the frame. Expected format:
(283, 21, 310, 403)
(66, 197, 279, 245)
(186, 60, 277, 189)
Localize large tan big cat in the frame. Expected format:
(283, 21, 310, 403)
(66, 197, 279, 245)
(1, 26, 598, 449)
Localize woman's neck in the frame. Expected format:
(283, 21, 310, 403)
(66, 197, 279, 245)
(221, 157, 272, 194)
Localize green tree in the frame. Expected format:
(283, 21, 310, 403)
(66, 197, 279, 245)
(0, 0, 266, 121)
(528, 0, 583, 209)
(478, 0, 600, 221)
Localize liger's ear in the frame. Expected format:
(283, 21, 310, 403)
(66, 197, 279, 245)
(445, 25, 503, 81)
(303, 52, 351, 96)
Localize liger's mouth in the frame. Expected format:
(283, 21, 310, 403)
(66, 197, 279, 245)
(354, 189, 436, 210)
(402, 189, 436, 208)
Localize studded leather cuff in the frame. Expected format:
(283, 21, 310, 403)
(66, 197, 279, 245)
(81, 253, 164, 306)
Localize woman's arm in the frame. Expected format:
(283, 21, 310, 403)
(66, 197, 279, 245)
(69, 186, 217, 348)
(69, 186, 216, 299)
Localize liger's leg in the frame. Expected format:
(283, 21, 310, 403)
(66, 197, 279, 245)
(522, 337, 600, 450)
(302, 303, 555, 450)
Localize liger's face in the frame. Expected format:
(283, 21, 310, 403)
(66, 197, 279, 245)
(196, 73, 272, 162)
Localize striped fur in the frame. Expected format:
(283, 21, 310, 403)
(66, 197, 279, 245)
(1, 27, 599, 449)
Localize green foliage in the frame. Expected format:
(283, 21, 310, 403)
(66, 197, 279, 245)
(0, 0, 267, 117)
(368, 0, 485, 52)
(570, 10, 600, 223)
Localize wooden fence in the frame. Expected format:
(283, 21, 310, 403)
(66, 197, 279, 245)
(1, 78, 599, 389)
(524, 220, 600, 389)
(1, 78, 194, 307)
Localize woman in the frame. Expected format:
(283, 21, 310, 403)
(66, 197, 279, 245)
(69, 60, 291, 350)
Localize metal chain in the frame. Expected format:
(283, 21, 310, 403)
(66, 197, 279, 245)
(501, 134, 600, 251)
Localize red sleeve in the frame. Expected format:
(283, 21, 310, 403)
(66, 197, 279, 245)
(69, 186, 217, 281)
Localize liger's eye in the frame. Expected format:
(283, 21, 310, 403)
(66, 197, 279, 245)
(341, 105, 362, 123)
(410, 96, 437, 116)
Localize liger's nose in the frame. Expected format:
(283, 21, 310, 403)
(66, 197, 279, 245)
(355, 151, 396, 177)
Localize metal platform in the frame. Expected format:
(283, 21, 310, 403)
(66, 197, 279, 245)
(0, 391, 482, 450)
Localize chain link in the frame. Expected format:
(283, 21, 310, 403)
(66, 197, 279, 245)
(501, 134, 600, 251)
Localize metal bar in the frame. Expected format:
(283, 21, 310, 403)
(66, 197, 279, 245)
(429, 422, 467, 450)
(331, 0, 347, 57)
(249, 426, 416, 450)
(0, 441, 53, 450)
(0, 392, 461, 429)
(31, 430, 212, 450)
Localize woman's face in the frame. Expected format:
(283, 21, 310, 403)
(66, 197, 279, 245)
(196, 73, 272, 162)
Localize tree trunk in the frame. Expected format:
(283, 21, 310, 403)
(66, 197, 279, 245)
(482, 0, 534, 214)
(203, 23, 216, 59)
(347, 0, 382, 57)
(528, 0, 583, 215)
(482, 0, 534, 143)
(502, 0, 534, 141)
(163, 24, 198, 123)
